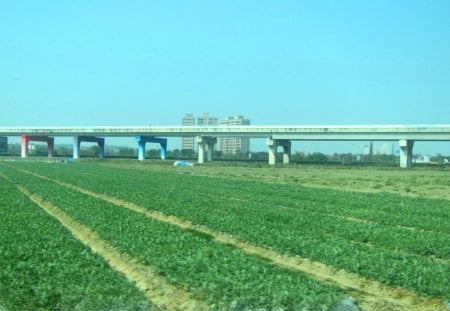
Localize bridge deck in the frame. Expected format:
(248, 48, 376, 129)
(1, 125, 450, 141)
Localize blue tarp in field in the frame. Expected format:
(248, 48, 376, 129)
(173, 160, 193, 167)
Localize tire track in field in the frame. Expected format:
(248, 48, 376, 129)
(0, 172, 208, 311)
(9, 167, 449, 311)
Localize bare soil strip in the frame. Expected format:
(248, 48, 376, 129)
(1, 173, 208, 311)
(12, 168, 449, 311)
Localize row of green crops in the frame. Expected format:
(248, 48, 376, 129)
(8, 162, 449, 300)
(0, 165, 346, 310)
(50, 162, 450, 232)
(0, 174, 152, 310)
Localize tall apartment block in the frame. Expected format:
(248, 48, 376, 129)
(181, 113, 195, 150)
(181, 113, 219, 150)
(181, 113, 250, 154)
(219, 116, 250, 154)
(197, 112, 219, 126)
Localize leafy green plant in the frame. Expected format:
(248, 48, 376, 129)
(0, 165, 344, 309)
(5, 162, 450, 300)
(0, 175, 152, 310)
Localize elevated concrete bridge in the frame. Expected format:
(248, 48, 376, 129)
(1, 125, 449, 168)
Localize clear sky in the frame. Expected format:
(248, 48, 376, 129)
(1, 1, 449, 153)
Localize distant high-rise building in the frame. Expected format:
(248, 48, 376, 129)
(197, 112, 219, 126)
(181, 113, 195, 150)
(181, 113, 249, 154)
(219, 116, 250, 154)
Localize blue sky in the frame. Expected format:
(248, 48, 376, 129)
(1, 1, 449, 153)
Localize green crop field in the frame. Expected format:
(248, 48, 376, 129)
(0, 160, 449, 311)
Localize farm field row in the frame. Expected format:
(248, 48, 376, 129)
(100, 161, 450, 200)
(16, 162, 450, 258)
(0, 173, 152, 310)
(0, 164, 347, 310)
(1, 161, 449, 310)
(99, 163, 450, 234)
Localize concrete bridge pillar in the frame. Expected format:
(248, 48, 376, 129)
(73, 136, 105, 159)
(137, 140, 146, 161)
(73, 137, 80, 160)
(207, 139, 216, 162)
(134, 136, 167, 161)
(198, 141, 206, 164)
(399, 139, 414, 168)
(21, 135, 54, 158)
(159, 139, 167, 160)
(281, 140, 291, 165)
(196, 136, 217, 164)
(268, 139, 277, 165)
(48, 139, 54, 157)
(267, 138, 291, 165)
(98, 139, 105, 159)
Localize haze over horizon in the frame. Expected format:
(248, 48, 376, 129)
(1, 1, 449, 154)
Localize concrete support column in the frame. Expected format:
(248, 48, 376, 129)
(73, 136, 106, 160)
(21, 135, 29, 158)
(21, 135, 54, 158)
(267, 138, 291, 165)
(281, 141, 291, 165)
(399, 139, 414, 168)
(138, 141, 146, 161)
(160, 140, 167, 160)
(47, 138, 54, 157)
(198, 141, 206, 164)
(206, 139, 217, 162)
(267, 138, 277, 165)
(196, 136, 217, 164)
(98, 139, 105, 159)
(73, 136, 81, 160)
(135, 136, 168, 161)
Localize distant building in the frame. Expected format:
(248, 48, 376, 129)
(181, 113, 219, 150)
(219, 115, 250, 154)
(180, 113, 250, 154)
(197, 112, 219, 126)
(0, 137, 7, 153)
(181, 113, 195, 150)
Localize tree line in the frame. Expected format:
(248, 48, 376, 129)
(2, 143, 448, 166)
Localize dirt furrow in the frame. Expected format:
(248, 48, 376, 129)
(11, 167, 449, 311)
(1, 173, 208, 311)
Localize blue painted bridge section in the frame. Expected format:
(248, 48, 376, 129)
(134, 136, 167, 161)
